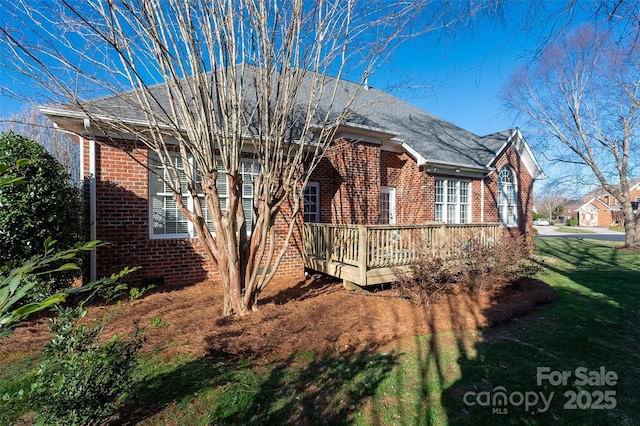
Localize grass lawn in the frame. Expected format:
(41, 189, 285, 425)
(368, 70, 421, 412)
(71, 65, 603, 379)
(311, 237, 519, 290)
(553, 226, 596, 233)
(2, 238, 639, 425)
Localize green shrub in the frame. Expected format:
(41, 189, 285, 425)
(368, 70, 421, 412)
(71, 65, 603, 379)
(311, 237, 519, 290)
(568, 218, 579, 226)
(533, 213, 547, 220)
(0, 131, 83, 295)
(30, 306, 145, 425)
(28, 273, 147, 425)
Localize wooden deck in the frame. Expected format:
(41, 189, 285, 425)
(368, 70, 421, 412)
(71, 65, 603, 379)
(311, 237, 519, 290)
(302, 222, 503, 287)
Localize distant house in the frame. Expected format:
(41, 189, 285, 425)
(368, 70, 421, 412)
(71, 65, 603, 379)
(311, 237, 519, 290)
(42, 74, 545, 287)
(577, 179, 640, 227)
(563, 199, 584, 221)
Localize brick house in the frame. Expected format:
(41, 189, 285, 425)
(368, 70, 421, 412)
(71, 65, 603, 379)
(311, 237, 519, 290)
(577, 179, 640, 227)
(42, 76, 545, 287)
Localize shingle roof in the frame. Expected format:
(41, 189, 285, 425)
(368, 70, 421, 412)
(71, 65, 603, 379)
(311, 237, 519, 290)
(44, 68, 517, 171)
(338, 84, 508, 169)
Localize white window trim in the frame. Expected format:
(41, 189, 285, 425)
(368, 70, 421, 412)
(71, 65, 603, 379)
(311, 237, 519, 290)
(434, 178, 471, 224)
(380, 186, 397, 224)
(149, 154, 259, 239)
(303, 182, 320, 223)
(149, 154, 193, 239)
(498, 166, 518, 227)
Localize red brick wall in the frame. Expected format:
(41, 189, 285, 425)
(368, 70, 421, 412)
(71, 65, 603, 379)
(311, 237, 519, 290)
(85, 137, 535, 287)
(381, 151, 431, 223)
(311, 139, 381, 224)
(87, 141, 303, 287)
(484, 143, 535, 245)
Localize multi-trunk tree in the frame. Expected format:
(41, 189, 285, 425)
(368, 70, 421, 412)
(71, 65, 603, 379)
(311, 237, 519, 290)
(1, 0, 495, 315)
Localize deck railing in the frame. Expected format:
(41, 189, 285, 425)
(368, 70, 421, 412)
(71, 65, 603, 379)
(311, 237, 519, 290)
(302, 222, 503, 284)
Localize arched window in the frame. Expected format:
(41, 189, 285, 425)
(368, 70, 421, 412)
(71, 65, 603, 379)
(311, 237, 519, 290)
(498, 166, 517, 226)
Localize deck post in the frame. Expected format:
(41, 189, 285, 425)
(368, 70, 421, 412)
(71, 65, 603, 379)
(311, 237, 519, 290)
(325, 225, 332, 269)
(436, 223, 447, 254)
(357, 225, 368, 286)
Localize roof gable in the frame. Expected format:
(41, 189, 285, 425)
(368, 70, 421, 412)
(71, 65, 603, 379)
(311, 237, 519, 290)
(483, 128, 546, 180)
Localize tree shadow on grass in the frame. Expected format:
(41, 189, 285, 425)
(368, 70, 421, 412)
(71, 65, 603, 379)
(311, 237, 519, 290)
(117, 348, 398, 425)
(440, 239, 640, 425)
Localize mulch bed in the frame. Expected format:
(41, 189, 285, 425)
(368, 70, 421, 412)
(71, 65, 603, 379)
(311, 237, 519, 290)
(1, 274, 555, 363)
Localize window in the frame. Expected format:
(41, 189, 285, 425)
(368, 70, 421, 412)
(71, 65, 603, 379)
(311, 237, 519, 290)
(149, 152, 260, 238)
(304, 183, 320, 223)
(150, 154, 190, 237)
(239, 160, 260, 231)
(434, 178, 470, 224)
(498, 166, 517, 226)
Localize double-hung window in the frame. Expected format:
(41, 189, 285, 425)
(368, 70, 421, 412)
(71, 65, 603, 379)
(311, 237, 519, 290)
(149, 152, 260, 238)
(150, 153, 190, 237)
(435, 178, 470, 224)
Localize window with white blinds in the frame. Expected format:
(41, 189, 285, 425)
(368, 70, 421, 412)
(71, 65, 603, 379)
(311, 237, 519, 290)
(149, 153, 260, 238)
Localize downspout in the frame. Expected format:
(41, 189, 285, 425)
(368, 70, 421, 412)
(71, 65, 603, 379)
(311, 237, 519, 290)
(86, 120, 97, 282)
(53, 123, 97, 281)
(481, 177, 485, 223)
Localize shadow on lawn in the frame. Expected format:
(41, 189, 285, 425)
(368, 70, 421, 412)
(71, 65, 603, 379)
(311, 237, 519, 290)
(117, 349, 398, 425)
(116, 239, 638, 425)
(440, 238, 640, 425)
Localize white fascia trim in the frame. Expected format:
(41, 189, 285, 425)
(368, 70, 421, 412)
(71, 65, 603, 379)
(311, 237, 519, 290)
(423, 160, 492, 178)
(488, 129, 546, 180)
(380, 137, 427, 166)
(400, 141, 427, 166)
(40, 106, 181, 133)
(333, 122, 399, 146)
(335, 131, 383, 145)
(43, 107, 287, 152)
(576, 198, 600, 212)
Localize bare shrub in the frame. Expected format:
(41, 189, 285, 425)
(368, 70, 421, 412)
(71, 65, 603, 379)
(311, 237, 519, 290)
(393, 233, 538, 305)
(393, 254, 456, 306)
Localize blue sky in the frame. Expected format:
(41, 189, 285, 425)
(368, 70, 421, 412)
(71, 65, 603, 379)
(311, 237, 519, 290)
(370, 8, 543, 137)
(0, 2, 583, 192)
(0, 3, 555, 135)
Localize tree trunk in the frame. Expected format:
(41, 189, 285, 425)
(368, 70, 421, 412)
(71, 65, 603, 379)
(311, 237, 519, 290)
(222, 266, 249, 316)
(218, 254, 250, 316)
(621, 201, 640, 248)
(624, 214, 640, 249)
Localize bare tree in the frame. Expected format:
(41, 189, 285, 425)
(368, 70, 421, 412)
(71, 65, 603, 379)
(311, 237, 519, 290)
(1, 0, 495, 315)
(1, 105, 79, 183)
(503, 25, 640, 247)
